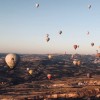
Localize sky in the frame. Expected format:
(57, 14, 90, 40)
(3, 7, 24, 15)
(0, 0, 100, 54)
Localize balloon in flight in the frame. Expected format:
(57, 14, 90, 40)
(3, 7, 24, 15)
(5, 53, 20, 69)
(87, 31, 90, 35)
(59, 30, 62, 35)
(96, 53, 100, 58)
(36, 3, 39, 8)
(46, 36, 50, 42)
(91, 43, 94, 47)
(74, 45, 78, 50)
(73, 60, 77, 66)
(48, 54, 52, 59)
(27, 68, 30, 71)
(28, 69, 33, 75)
(47, 74, 52, 80)
(73, 59, 81, 66)
(88, 4, 91, 9)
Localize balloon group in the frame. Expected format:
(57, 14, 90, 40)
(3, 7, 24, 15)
(5, 53, 20, 69)
(73, 59, 81, 66)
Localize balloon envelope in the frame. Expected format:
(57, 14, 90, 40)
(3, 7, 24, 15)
(28, 70, 33, 75)
(73, 60, 77, 66)
(36, 3, 39, 8)
(48, 54, 52, 59)
(91, 43, 94, 46)
(88, 5, 91, 9)
(5, 53, 20, 69)
(59, 30, 62, 34)
(74, 45, 77, 50)
(46, 37, 50, 42)
(47, 74, 52, 80)
(96, 53, 100, 58)
(77, 61, 81, 66)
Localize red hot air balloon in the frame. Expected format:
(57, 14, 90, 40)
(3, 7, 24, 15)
(47, 74, 52, 80)
(74, 45, 77, 50)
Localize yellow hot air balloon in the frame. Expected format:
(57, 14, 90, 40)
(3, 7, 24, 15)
(73, 60, 77, 66)
(77, 60, 81, 66)
(48, 54, 52, 59)
(28, 70, 33, 75)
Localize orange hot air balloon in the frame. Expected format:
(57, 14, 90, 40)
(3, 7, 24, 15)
(96, 53, 100, 58)
(47, 74, 52, 80)
(74, 45, 77, 50)
(91, 43, 94, 47)
(77, 60, 81, 66)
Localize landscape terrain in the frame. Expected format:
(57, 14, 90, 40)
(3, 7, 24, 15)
(0, 53, 100, 100)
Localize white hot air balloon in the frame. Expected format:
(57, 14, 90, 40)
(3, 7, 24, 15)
(5, 53, 20, 69)
(27, 68, 30, 71)
(36, 3, 39, 8)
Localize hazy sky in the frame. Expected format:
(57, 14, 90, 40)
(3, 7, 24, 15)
(0, 0, 100, 54)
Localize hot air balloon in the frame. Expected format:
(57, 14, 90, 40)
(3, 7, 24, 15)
(88, 4, 91, 10)
(87, 31, 90, 35)
(47, 74, 52, 80)
(96, 53, 100, 58)
(74, 45, 77, 50)
(28, 70, 33, 75)
(36, 3, 39, 8)
(59, 30, 62, 35)
(73, 60, 77, 66)
(5, 53, 20, 69)
(46, 37, 50, 42)
(27, 68, 30, 71)
(77, 60, 81, 66)
(87, 73, 92, 78)
(91, 43, 94, 47)
(48, 54, 52, 59)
